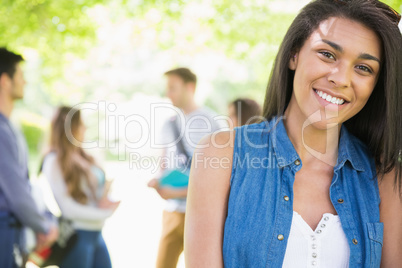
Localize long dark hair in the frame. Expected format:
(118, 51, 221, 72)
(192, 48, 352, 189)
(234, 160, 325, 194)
(262, 0, 402, 192)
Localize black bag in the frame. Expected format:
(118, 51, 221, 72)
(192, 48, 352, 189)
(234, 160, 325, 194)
(29, 217, 78, 267)
(42, 217, 77, 266)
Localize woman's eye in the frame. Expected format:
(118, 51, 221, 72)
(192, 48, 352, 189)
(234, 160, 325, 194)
(356, 65, 373, 74)
(319, 51, 335, 60)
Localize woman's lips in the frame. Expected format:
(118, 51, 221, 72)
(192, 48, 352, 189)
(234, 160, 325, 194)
(313, 88, 348, 111)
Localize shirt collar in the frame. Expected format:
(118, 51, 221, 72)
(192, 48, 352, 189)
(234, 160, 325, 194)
(270, 116, 301, 168)
(270, 116, 365, 172)
(336, 124, 365, 172)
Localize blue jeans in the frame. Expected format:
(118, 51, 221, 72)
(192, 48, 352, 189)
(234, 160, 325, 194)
(60, 230, 112, 268)
(0, 212, 25, 268)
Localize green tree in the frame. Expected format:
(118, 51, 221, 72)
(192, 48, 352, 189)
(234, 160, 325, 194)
(0, 0, 107, 86)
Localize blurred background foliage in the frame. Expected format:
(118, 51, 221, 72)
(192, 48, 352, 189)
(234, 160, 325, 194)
(0, 0, 105, 84)
(0, 0, 401, 168)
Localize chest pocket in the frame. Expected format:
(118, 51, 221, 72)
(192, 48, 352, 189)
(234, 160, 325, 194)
(367, 222, 384, 268)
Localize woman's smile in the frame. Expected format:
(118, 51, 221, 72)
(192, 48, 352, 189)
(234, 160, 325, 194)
(314, 89, 346, 106)
(312, 88, 349, 112)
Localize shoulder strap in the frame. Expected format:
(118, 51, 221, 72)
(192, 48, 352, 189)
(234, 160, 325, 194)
(169, 117, 192, 164)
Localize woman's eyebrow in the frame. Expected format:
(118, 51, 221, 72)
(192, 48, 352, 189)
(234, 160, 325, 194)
(321, 39, 380, 63)
(321, 39, 343, 53)
(358, 53, 380, 64)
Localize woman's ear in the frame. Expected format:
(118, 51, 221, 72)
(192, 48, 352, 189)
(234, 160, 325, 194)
(289, 53, 298, 70)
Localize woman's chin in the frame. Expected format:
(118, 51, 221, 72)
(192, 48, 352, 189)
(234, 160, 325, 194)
(305, 119, 341, 131)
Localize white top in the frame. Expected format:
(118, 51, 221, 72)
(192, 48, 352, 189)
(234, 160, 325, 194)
(42, 153, 113, 231)
(282, 211, 350, 268)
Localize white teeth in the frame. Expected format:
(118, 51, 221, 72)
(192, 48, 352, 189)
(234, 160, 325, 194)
(314, 90, 346, 105)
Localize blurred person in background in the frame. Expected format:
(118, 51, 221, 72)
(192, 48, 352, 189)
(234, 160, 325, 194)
(0, 48, 58, 268)
(41, 106, 120, 268)
(148, 68, 226, 268)
(228, 98, 262, 128)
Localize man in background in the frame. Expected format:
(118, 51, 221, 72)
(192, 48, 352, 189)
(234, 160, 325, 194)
(0, 48, 58, 267)
(148, 68, 225, 268)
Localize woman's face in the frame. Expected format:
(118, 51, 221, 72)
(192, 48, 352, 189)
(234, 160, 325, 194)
(286, 17, 382, 129)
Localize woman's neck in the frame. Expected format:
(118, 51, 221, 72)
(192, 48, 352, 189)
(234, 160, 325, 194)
(283, 107, 341, 167)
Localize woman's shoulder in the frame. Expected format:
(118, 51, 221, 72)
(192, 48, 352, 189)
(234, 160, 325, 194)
(235, 120, 272, 131)
(235, 117, 279, 134)
(232, 118, 278, 148)
(196, 117, 279, 158)
(189, 131, 233, 199)
(43, 151, 58, 164)
(197, 130, 235, 155)
(41, 151, 62, 175)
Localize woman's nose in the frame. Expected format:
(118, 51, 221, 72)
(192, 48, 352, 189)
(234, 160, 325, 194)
(327, 63, 352, 89)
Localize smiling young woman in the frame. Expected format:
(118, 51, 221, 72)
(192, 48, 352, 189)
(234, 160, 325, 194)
(184, 0, 402, 267)
(287, 17, 381, 127)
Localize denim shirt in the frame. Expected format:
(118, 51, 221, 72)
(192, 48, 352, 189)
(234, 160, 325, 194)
(223, 116, 383, 268)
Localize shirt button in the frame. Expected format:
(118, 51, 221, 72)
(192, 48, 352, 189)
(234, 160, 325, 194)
(277, 234, 284, 241)
(321, 224, 326, 228)
(312, 244, 317, 249)
(294, 159, 301, 165)
(284, 196, 290, 201)
(312, 253, 317, 258)
(353, 239, 358, 245)
(316, 230, 322, 234)
(312, 261, 317, 266)
(324, 216, 329, 221)
(337, 198, 344, 204)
